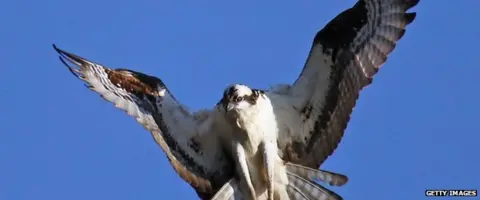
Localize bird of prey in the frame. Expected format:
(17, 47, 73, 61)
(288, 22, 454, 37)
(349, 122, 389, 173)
(217, 84, 285, 200)
(53, 0, 419, 199)
(212, 84, 347, 200)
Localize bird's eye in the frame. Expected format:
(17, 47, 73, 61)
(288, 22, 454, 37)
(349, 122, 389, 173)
(234, 96, 244, 102)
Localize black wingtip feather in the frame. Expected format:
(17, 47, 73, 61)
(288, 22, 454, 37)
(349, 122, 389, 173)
(53, 44, 91, 80)
(52, 44, 66, 55)
(404, 0, 419, 23)
(405, 13, 417, 24)
(406, 0, 420, 10)
(57, 53, 82, 79)
(53, 44, 91, 67)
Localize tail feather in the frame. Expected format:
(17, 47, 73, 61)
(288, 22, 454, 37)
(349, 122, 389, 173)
(285, 163, 348, 186)
(286, 184, 309, 200)
(210, 178, 237, 200)
(210, 178, 248, 200)
(287, 171, 343, 200)
(211, 164, 347, 200)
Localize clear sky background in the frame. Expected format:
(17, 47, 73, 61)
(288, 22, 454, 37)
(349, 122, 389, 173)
(1, 0, 479, 200)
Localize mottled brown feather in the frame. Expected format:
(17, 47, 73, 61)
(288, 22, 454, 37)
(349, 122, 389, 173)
(106, 70, 158, 96)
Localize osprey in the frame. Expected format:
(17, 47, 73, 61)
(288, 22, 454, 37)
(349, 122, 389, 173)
(53, 0, 419, 199)
(217, 84, 283, 200)
(213, 85, 345, 200)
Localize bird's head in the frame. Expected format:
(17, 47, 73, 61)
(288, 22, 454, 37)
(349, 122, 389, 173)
(219, 84, 265, 114)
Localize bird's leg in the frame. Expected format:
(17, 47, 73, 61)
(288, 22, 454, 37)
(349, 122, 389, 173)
(261, 140, 276, 200)
(233, 141, 257, 200)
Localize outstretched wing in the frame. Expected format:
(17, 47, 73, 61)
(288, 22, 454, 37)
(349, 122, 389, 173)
(53, 45, 233, 199)
(270, 0, 419, 168)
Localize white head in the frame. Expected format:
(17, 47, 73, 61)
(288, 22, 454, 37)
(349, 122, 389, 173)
(219, 84, 265, 114)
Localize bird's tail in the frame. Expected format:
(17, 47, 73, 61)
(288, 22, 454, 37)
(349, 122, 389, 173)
(210, 163, 348, 200)
(209, 178, 242, 200)
(285, 162, 348, 200)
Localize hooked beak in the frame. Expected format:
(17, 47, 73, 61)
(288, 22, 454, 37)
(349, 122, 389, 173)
(226, 103, 235, 112)
(220, 97, 235, 113)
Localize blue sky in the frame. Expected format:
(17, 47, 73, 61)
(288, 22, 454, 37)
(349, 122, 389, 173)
(1, 0, 479, 200)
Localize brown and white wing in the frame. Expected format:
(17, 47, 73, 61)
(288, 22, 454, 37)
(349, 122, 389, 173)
(270, 0, 419, 168)
(53, 45, 233, 199)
